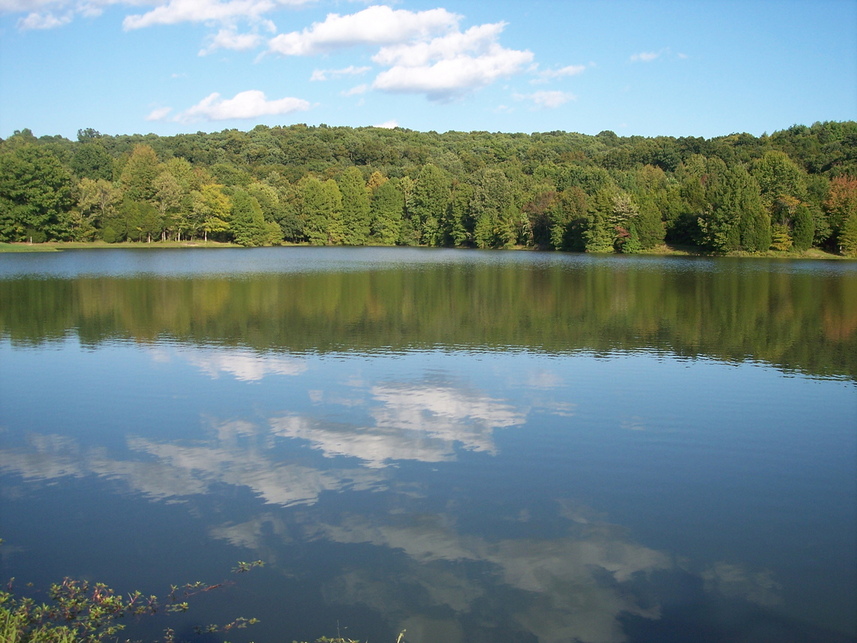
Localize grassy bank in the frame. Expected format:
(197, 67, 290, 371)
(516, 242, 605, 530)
(0, 240, 849, 260)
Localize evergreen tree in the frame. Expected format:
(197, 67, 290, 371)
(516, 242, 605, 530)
(410, 164, 450, 246)
(472, 168, 516, 248)
(298, 177, 343, 245)
(697, 161, 768, 252)
(792, 203, 814, 251)
(584, 189, 615, 252)
(369, 178, 404, 245)
(230, 190, 264, 246)
(337, 166, 371, 245)
(839, 210, 857, 257)
(634, 192, 666, 249)
(825, 176, 857, 249)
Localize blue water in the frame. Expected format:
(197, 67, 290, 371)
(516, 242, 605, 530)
(1, 247, 855, 643)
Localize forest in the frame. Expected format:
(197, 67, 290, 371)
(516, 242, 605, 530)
(0, 121, 856, 255)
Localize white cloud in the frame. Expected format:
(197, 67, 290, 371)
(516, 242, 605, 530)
(630, 51, 660, 62)
(17, 9, 70, 28)
(371, 23, 533, 101)
(145, 106, 174, 121)
(268, 5, 461, 56)
(537, 90, 573, 107)
(374, 120, 398, 129)
(341, 84, 369, 96)
(515, 90, 575, 109)
(177, 89, 311, 122)
(123, 0, 311, 30)
(199, 27, 265, 55)
(372, 22, 505, 67)
(310, 65, 371, 82)
(533, 64, 586, 84)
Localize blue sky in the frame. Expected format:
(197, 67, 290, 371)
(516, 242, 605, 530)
(1, 0, 855, 140)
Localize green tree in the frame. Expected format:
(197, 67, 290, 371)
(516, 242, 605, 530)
(76, 178, 119, 236)
(410, 164, 450, 246)
(70, 142, 114, 182)
(824, 176, 857, 250)
(102, 198, 160, 242)
(189, 184, 231, 241)
(583, 189, 615, 252)
(153, 170, 185, 240)
(231, 189, 279, 246)
(551, 187, 588, 251)
(337, 166, 371, 245)
(751, 150, 807, 211)
(608, 191, 640, 253)
(369, 177, 404, 245)
(697, 161, 769, 252)
(118, 144, 160, 203)
(472, 168, 516, 248)
(298, 176, 343, 245)
(634, 192, 667, 249)
(447, 180, 474, 247)
(792, 203, 814, 251)
(523, 187, 558, 249)
(0, 145, 74, 241)
(839, 209, 857, 257)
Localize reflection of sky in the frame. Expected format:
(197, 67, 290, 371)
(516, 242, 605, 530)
(272, 381, 526, 467)
(152, 346, 308, 381)
(1, 339, 856, 641)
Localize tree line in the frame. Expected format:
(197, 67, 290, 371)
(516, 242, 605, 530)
(1, 121, 856, 255)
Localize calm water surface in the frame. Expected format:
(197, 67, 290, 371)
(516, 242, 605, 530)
(1, 247, 855, 643)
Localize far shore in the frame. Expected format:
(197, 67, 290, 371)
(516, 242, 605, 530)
(0, 240, 850, 260)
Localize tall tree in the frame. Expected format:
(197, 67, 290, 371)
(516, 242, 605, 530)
(583, 189, 615, 253)
(119, 144, 160, 203)
(551, 187, 588, 251)
(231, 189, 278, 246)
(697, 161, 769, 252)
(189, 184, 231, 241)
(633, 192, 666, 250)
(77, 177, 119, 239)
(824, 176, 857, 250)
(298, 176, 343, 245)
(410, 164, 450, 246)
(369, 178, 404, 245)
(751, 151, 807, 210)
(71, 142, 114, 182)
(472, 168, 516, 249)
(337, 166, 371, 245)
(0, 145, 74, 241)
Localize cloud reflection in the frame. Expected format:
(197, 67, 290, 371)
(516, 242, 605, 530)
(154, 346, 308, 381)
(307, 512, 670, 643)
(0, 349, 793, 643)
(0, 419, 384, 508)
(271, 382, 526, 467)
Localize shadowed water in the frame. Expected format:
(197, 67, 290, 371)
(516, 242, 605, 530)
(1, 247, 855, 643)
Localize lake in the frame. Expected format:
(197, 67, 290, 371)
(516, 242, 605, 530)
(1, 247, 855, 643)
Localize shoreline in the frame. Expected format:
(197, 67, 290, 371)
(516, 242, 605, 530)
(0, 240, 850, 260)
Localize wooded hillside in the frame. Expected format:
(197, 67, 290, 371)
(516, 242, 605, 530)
(1, 122, 855, 254)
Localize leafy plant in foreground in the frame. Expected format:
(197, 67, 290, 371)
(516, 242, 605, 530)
(1, 552, 264, 643)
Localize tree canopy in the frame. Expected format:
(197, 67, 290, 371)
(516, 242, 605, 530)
(1, 121, 855, 255)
